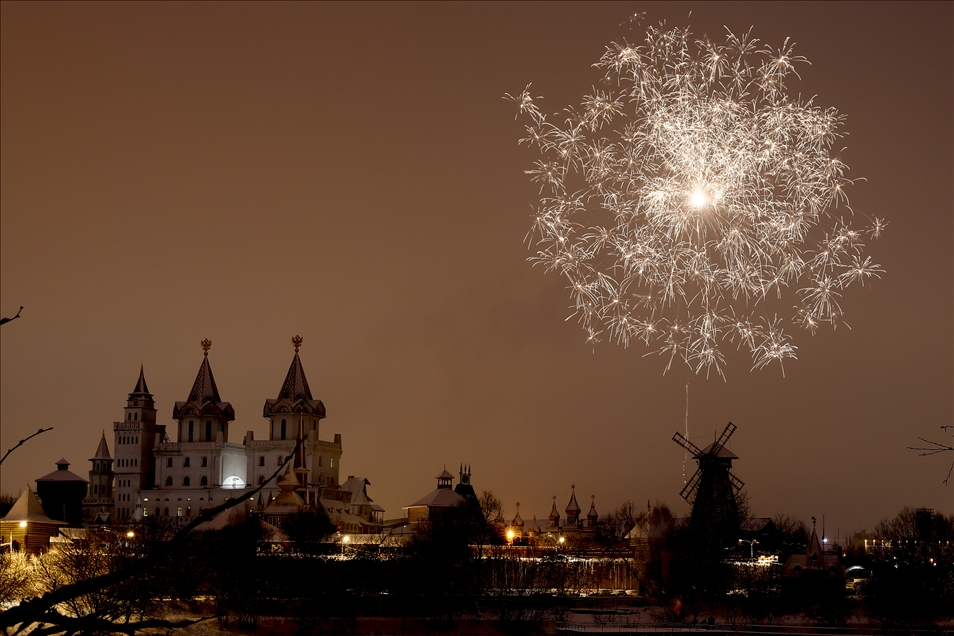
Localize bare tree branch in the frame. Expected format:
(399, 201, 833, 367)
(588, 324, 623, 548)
(0, 306, 23, 326)
(0, 428, 53, 466)
(908, 426, 954, 484)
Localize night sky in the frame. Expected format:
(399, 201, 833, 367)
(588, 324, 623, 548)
(2, 2, 951, 538)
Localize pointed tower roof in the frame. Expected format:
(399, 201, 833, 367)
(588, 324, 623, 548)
(3, 487, 65, 524)
(280, 352, 312, 402)
(130, 365, 151, 398)
(565, 486, 581, 516)
(173, 340, 235, 421)
(263, 336, 326, 418)
(188, 355, 221, 404)
(90, 433, 111, 461)
(512, 502, 524, 528)
(587, 495, 598, 523)
(126, 365, 155, 409)
(265, 464, 306, 513)
(549, 496, 561, 524)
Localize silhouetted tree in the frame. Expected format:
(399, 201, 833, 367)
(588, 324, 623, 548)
(280, 507, 335, 554)
(863, 507, 954, 627)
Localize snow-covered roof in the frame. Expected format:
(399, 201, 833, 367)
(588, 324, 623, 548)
(405, 487, 465, 509)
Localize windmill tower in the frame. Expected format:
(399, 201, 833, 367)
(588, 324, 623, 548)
(672, 422, 744, 538)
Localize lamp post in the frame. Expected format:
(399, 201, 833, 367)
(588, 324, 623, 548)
(738, 538, 758, 560)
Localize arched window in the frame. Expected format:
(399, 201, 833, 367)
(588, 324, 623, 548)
(281, 419, 287, 440)
(184, 457, 190, 468)
(258, 475, 265, 485)
(200, 476, 208, 486)
(167, 457, 172, 468)
(188, 421, 194, 442)
(183, 476, 191, 486)
(127, 413, 131, 421)
(205, 421, 212, 441)
(201, 456, 208, 468)
(155, 507, 160, 517)
(165, 476, 172, 486)
(330, 458, 334, 469)
(164, 508, 169, 516)
(277, 455, 283, 466)
(259, 456, 265, 467)
(134, 412, 138, 420)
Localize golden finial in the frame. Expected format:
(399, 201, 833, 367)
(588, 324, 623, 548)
(292, 335, 303, 352)
(201, 339, 212, 355)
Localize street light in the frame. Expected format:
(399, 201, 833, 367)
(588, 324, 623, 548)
(738, 538, 758, 560)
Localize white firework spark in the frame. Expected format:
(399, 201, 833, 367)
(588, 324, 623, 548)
(508, 23, 885, 378)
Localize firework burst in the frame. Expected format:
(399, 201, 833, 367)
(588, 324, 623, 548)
(508, 23, 884, 378)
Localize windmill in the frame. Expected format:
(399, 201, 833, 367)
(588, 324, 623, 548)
(672, 422, 744, 537)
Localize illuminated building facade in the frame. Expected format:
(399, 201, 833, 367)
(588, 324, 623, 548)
(91, 337, 356, 524)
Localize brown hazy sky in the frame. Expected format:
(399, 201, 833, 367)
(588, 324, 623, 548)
(2, 2, 952, 536)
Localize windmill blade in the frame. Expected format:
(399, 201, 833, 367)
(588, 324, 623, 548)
(679, 468, 702, 502)
(712, 421, 738, 453)
(728, 471, 745, 493)
(672, 431, 704, 456)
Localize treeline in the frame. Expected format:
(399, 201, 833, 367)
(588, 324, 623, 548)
(2, 502, 953, 633)
(633, 503, 954, 628)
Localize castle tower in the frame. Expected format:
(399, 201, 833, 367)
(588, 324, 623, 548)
(547, 495, 561, 532)
(511, 502, 525, 538)
(247, 336, 340, 490)
(152, 340, 246, 498)
(564, 485, 582, 529)
(113, 366, 161, 520)
(172, 340, 235, 444)
(263, 335, 325, 441)
(587, 495, 599, 527)
(83, 433, 115, 522)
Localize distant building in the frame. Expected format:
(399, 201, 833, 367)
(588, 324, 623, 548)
(82, 433, 115, 523)
(87, 336, 379, 526)
(782, 519, 845, 596)
(1, 487, 65, 554)
(404, 468, 466, 524)
(543, 486, 598, 541)
(34, 458, 88, 526)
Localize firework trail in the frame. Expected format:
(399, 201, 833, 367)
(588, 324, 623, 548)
(508, 22, 885, 378)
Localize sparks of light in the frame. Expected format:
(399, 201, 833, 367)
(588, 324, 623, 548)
(689, 189, 709, 209)
(507, 22, 885, 378)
